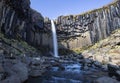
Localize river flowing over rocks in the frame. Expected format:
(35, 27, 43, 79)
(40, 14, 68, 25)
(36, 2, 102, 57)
(0, 0, 120, 83)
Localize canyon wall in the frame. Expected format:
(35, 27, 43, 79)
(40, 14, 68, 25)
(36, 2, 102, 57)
(0, 0, 53, 52)
(0, 0, 120, 53)
(54, 0, 120, 49)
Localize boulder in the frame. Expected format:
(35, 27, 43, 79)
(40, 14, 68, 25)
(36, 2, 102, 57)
(116, 70, 120, 80)
(108, 64, 120, 80)
(108, 64, 119, 76)
(0, 75, 21, 83)
(11, 62, 28, 82)
(116, 70, 120, 76)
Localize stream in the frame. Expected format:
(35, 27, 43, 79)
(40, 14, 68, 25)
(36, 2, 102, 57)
(25, 60, 105, 83)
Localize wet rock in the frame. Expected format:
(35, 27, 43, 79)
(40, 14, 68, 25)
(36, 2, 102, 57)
(29, 69, 45, 77)
(108, 64, 120, 80)
(84, 58, 93, 64)
(116, 70, 120, 76)
(78, 54, 84, 59)
(93, 61, 102, 68)
(29, 57, 48, 77)
(1, 75, 21, 83)
(102, 65, 108, 71)
(94, 76, 120, 83)
(82, 64, 89, 70)
(0, 72, 9, 83)
(29, 63, 47, 77)
(0, 50, 4, 54)
(0, 64, 4, 73)
(116, 70, 120, 80)
(31, 58, 41, 66)
(21, 56, 32, 66)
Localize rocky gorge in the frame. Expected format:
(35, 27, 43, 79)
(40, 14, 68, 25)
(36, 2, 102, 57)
(0, 0, 120, 83)
(0, 0, 53, 53)
(0, 0, 120, 52)
(55, 0, 120, 49)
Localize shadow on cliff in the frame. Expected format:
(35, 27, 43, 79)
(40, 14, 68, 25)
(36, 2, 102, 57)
(56, 33, 120, 81)
(59, 47, 120, 81)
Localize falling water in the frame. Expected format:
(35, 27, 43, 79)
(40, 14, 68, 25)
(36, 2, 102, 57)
(51, 20, 59, 58)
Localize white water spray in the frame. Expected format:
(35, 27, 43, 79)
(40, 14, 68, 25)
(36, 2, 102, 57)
(51, 20, 59, 58)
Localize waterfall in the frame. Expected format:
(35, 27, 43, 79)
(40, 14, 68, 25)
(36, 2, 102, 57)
(51, 20, 59, 58)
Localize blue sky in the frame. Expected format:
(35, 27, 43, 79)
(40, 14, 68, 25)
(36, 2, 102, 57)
(31, 0, 113, 19)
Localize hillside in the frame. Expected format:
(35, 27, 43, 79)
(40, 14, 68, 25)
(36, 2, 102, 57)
(82, 28, 120, 81)
(82, 29, 120, 65)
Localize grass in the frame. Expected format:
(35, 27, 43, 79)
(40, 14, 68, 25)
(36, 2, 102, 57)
(71, 28, 120, 54)
(0, 32, 39, 56)
(71, 45, 92, 54)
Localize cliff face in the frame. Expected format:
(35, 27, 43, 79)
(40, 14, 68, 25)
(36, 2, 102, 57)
(0, 0, 48, 48)
(55, 0, 120, 49)
(0, 0, 120, 53)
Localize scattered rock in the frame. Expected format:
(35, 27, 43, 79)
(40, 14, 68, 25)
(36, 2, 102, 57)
(101, 65, 108, 71)
(94, 61, 102, 68)
(83, 65, 89, 70)
(84, 58, 92, 64)
(29, 58, 48, 77)
(29, 69, 44, 77)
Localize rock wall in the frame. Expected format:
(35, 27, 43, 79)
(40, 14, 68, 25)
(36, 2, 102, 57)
(55, 0, 120, 49)
(1, 0, 120, 53)
(0, 0, 53, 52)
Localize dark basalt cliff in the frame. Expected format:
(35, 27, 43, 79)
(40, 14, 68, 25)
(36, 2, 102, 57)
(0, 0, 46, 48)
(53, 0, 120, 49)
(0, 0, 120, 52)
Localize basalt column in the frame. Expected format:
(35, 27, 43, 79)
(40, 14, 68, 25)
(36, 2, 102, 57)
(55, 0, 120, 49)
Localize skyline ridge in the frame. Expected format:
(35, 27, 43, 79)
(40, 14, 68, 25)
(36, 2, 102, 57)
(31, 0, 113, 19)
